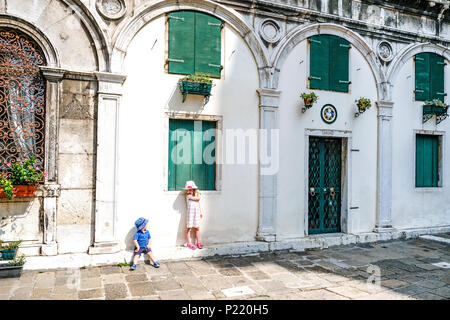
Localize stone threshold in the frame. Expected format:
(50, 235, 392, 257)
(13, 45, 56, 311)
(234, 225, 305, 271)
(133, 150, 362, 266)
(22, 225, 450, 271)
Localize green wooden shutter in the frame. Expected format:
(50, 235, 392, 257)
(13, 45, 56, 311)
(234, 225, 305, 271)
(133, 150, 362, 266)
(194, 12, 222, 77)
(168, 119, 194, 190)
(309, 35, 330, 90)
(202, 121, 216, 190)
(168, 119, 216, 190)
(430, 53, 446, 101)
(416, 134, 439, 188)
(168, 11, 195, 75)
(415, 53, 430, 101)
(329, 35, 350, 92)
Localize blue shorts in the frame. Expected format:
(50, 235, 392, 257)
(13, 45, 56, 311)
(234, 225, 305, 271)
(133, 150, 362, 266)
(134, 247, 152, 256)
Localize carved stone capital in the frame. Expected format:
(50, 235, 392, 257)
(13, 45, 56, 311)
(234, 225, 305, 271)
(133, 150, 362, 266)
(42, 184, 61, 198)
(40, 67, 65, 82)
(95, 72, 127, 95)
(257, 89, 281, 108)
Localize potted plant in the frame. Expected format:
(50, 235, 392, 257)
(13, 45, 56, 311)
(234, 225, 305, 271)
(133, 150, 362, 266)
(423, 99, 448, 124)
(178, 73, 213, 104)
(0, 254, 26, 279)
(300, 92, 318, 112)
(0, 156, 47, 200)
(355, 97, 372, 117)
(0, 240, 21, 260)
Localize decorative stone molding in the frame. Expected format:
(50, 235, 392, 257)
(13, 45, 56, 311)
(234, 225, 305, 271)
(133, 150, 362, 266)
(377, 40, 394, 63)
(111, 0, 269, 86)
(386, 42, 450, 86)
(96, 0, 127, 21)
(258, 18, 282, 45)
(42, 184, 61, 198)
(272, 23, 385, 99)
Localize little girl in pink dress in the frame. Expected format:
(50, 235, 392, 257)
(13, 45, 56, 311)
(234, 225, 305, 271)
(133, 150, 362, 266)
(184, 180, 203, 249)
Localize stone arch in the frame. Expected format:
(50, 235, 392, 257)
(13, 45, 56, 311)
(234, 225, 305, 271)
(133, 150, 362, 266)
(0, 14, 59, 67)
(386, 42, 450, 99)
(61, 0, 110, 72)
(272, 23, 386, 100)
(111, 0, 269, 87)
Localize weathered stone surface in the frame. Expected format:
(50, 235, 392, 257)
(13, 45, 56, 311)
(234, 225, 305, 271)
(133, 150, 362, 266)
(326, 285, 371, 299)
(80, 277, 102, 290)
(100, 266, 122, 275)
(245, 270, 271, 280)
(152, 277, 182, 291)
(128, 282, 156, 297)
(297, 289, 349, 300)
(125, 273, 148, 283)
(78, 289, 104, 300)
(104, 283, 129, 300)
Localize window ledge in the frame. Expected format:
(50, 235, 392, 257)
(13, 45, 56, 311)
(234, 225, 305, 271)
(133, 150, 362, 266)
(414, 187, 444, 192)
(164, 190, 221, 196)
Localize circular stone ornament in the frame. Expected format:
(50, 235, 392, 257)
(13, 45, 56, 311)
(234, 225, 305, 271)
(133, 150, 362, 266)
(96, 0, 126, 20)
(321, 104, 338, 124)
(377, 41, 394, 62)
(259, 19, 282, 44)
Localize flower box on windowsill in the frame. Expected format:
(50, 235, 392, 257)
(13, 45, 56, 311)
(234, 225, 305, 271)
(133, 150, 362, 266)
(423, 103, 449, 124)
(178, 80, 212, 104)
(0, 185, 37, 199)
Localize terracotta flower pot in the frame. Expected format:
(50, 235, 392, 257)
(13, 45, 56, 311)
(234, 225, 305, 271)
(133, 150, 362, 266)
(0, 185, 36, 198)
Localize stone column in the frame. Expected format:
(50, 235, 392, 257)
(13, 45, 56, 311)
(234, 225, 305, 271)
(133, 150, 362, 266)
(89, 72, 126, 254)
(375, 100, 395, 232)
(40, 67, 64, 256)
(256, 89, 280, 242)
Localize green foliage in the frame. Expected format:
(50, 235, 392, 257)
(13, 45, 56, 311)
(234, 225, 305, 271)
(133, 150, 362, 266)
(118, 259, 130, 267)
(425, 99, 447, 107)
(179, 73, 213, 84)
(355, 97, 372, 111)
(0, 240, 22, 250)
(0, 156, 47, 200)
(7, 254, 26, 266)
(0, 177, 14, 200)
(300, 92, 318, 105)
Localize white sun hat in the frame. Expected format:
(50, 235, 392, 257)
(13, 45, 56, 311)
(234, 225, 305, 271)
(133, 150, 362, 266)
(184, 180, 198, 190)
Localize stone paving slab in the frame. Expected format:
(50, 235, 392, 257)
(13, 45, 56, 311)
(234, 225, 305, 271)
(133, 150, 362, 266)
(0, 237, 448, 300)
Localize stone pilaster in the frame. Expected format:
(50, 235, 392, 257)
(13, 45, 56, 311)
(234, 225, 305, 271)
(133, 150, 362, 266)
(375, 101, 395, 232)
(256, 89, 280, 242)
(40, 67, 64, 256)
(89, 72, 126, 254)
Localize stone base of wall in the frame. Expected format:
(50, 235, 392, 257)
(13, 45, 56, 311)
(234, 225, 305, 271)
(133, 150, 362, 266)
(22, 225, 450, 270)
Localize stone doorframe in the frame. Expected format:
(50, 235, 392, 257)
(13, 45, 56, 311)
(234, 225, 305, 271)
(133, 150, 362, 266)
(303, 129, 353, 236)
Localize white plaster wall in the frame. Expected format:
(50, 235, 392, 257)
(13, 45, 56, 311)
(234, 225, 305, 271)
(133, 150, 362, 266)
(391, 58, 450, 229)
(116, 16, 259, 249)
(277, 39, 378, 237)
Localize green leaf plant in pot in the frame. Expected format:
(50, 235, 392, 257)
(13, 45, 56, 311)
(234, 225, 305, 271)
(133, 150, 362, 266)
(355, 97, 372, 117)
(300, 92, 318, 113)
(0, 156, 47, 200)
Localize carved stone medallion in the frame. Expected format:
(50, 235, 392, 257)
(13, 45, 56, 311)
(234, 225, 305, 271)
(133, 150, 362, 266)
(377, 41, 394, 62)
(96, 0, 126, 20)
(259, 19, 282, 44)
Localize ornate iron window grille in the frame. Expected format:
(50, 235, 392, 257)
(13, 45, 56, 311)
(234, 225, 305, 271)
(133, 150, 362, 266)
(0, 28, 46, 172)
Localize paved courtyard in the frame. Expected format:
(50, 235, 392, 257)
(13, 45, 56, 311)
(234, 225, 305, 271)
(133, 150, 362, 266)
(0, 236, 449, 300)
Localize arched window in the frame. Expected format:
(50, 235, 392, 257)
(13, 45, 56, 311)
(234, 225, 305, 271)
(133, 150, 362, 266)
(0, 28, 46, 170)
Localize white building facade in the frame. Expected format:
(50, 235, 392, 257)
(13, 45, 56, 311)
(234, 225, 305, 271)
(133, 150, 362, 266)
(0, 0, 449, 263)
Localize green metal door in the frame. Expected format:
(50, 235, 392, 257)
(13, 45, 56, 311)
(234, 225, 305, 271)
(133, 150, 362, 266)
(308, 137, 342, 234)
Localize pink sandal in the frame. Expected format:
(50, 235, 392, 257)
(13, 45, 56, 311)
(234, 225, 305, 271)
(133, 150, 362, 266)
(187, 243, 196, 250)
(196, 243, 203, 249)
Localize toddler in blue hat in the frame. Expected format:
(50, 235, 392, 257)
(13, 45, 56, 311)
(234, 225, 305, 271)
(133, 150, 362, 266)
(130, 217, 160, 270)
